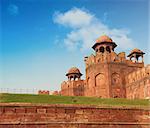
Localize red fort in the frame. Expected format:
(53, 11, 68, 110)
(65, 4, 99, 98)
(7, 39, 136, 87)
(60, 35, 150, 99)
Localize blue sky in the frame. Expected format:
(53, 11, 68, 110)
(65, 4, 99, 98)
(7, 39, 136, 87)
(0, 0, 149, 91)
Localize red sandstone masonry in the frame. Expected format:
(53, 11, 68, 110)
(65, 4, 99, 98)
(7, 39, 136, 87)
(61, 35, 150, 99)
(0, 103, 149, 128)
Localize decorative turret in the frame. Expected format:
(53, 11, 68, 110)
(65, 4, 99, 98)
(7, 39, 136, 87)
(127, 48, 145, 62)
(92, 35, 117, 54)
(66, 67, 82, 81)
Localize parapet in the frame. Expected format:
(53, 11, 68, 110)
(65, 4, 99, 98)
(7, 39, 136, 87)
(38, 90, 50, 95)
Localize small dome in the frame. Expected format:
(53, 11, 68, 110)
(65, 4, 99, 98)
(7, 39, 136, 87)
(127, 48, 145, 57)
(92, 35, 117, 50)
(131, 48, 143, 53)
(96, 35, 113, 43)
(66, 67, 82, 76)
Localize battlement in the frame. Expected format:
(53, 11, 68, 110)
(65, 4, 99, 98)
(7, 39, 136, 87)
(126, 60, 144, 68)
(38, 90, 50, 95)
(84, 51, 143, 69)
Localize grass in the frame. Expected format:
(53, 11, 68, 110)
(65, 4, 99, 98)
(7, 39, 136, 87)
(0, 93, 149, 107)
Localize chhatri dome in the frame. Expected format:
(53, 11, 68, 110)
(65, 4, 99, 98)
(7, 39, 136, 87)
(92, 35, 117, 51)
(66, 67, 82, 81)
(96, 35, 113, 43)
(66, 67, 82, 76)
(127, 48, 145, 57)
(130, 48, 144, 54)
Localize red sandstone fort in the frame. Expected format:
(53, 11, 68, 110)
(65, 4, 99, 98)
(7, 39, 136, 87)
(60, 35, 150, 99)
(1, 35, 150, 128)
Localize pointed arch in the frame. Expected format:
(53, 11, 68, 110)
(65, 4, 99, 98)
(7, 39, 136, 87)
(95, 73, 107, 98)
(95, 73, 105, 87)
(111, 72, 121, 85)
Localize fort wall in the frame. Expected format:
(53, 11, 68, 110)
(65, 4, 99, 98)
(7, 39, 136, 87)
(126, 65, 150, 99)
(84, 61, 144, 98)
(0, 103, 150, 128)
(61, 80, 85, 96)
(85, 63, 109, 98)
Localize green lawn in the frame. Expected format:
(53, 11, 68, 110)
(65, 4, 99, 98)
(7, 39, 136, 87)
(0, 93, 149, 107)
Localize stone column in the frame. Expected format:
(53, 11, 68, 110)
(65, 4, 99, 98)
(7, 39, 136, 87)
(142, 55, 144, 63)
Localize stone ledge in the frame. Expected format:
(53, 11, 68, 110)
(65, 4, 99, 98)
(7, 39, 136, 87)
(0, 122, 150, 125)
(0, 103, 149, 110)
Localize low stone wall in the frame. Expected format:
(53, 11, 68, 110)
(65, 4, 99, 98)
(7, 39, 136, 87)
(0, 103, 149, 128)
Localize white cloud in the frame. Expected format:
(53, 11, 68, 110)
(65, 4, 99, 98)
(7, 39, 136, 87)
(53, 7, 135, 51)
(53, 8, 94, 28)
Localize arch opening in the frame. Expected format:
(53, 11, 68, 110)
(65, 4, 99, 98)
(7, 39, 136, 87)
(106, 46, 111, 53)
(99, 46, 104, 53)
